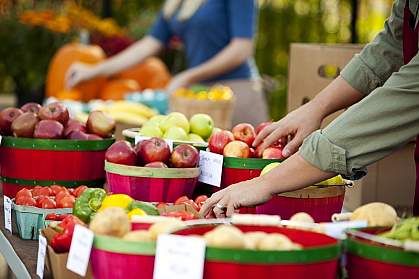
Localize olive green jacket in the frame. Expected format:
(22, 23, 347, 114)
(299, 0, 419, 179)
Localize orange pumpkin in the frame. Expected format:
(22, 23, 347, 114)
(46, 43, 106, 102)
(55, 89, 83, 101)
(99, 79, 140, 100)
(115, 57, 171, 89)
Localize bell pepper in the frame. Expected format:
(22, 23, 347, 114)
(73, 188, 106, 223)
(99, 194, 133, 211)
(50, 215, 85, 253)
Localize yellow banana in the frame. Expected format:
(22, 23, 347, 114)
(108, 110, 148, 126)
(109, 101, 157, 119)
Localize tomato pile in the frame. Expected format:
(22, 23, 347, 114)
(15, 185, 88, 209)
(158, 195, 208, 221)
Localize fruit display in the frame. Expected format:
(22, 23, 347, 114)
(380, 217, 419, 241)
(15, 185, 87, 209)
(0, 102, 115, 140)
(106, 138, 199, 168)
(208, 121, 283, 159)
(173, 85, 233, 101)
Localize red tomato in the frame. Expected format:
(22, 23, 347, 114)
(45, 213, 58, 221)
(56, 214, 69, 221)
(174, 196, 189, 205)
(156, 202, 167, 209)
(40, 198, 56, 209)
(35, 195, 49, 207)
(32, 187, 52, 197)
(181, 200, 200, 212)
(15, 196, 36, 206)
(73, 185, 88, 197)
(55, 191, 70, 203)
(161, 211, 196, 221)
(50, 185, 66, 195)
(57, 195, 75, 208)
(68, 188, 75, 195)
(194, 195, 208, 208)
(16, 188, 32, 199)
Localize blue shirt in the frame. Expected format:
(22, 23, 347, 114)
(149, 0, 258, 82)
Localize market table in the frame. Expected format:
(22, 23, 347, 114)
(0, 198, 52, 279)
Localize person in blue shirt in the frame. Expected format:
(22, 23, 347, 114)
(66, 0, 269, 126)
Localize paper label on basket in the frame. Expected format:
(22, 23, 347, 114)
(66, 225, 94, 276)
(36, 235, 47, 278)
(135, 135, 174, 151)
(323, 220, 368, 239)
(198, 150, 223, 187)
(4, 196, 12, 233)
(0, 135, 2, 145)
(153, 234, 206, 279)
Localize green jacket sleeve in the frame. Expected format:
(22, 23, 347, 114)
(299, 52, 419, 180)
(340, 0, 404, 95)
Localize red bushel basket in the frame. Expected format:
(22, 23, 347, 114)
(90, 224, 340, 279)
(256, 186, 345, 222)
(345, 228, 419, 279)
(220, 157, 281, 213)
(0, 136, 114, 197)
(105, 161, 200, 202)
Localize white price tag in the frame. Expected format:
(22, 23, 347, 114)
(36, 235, 47, 279)
(153, 235, 206, 279)
(0, 135, 2, 145)
(135, 135, 174, 151)
(198, 150, 223, 187)
(4, 196, 12, 233)
(66, 225, 94, 276)
(323, 220, 368, 239)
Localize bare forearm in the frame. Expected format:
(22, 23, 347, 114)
(94, 36, 163, 77)
(311, 76, 364, 119)
(258, 154, 335, 195)
(187, 39, 253, 83)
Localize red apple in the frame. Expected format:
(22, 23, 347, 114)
(105, 140, 137, 165)
(144, 161, 168, 168)
(67, 130, 89, 140)
(39, 102, 69, 125)
(170, 144, 199, 168)
(33, 120, 64, 139)
(11, 112, 39, 138)
(136, 137, 171, 164)
(0, 107, 23, 135)
(255, 145, 264, 158)
(208, 130, 234, 154)
(64, 119, 86, 137)
(249, 147, 256, 158)
(262, 146, 285, 160)
(21, 102, 42, 114)
(87, 134, 103, 140)
(255, 121, 272, 135)
(232, 123, 256, 146)
(86, 111, 115, 138)
(223, 140, 250, 158)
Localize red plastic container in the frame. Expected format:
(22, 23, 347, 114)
(221, 157, 281, 213)
(0, 137, 114, 197)
(105, 161, 200, 202)
(256, 186, 345, 222)
(91, 225, 340, 279)
(346, 228, 419, 279)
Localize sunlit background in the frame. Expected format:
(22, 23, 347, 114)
(0, 0, 393, 119)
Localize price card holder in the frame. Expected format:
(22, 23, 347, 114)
(323, 220, 368, 239)
(153, 234, 206, 279)
(36, 235, 47, 278)
(198, 150, 223, 187)
(4, 196, 12, 233)
(66, 225, 94, 276)
(135, 135, 174, 151)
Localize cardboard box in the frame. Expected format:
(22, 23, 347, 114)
(287, 44, 416, 213)
(41, 227, 93, 279)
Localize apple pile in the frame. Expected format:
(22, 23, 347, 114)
(139, 112, 216, 143)
(105, 137, 199, 168)
(14, 185, 87, 209)
(0, 102, 115, 140)
(208, 122, 284, 159)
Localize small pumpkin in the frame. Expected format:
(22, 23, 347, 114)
(115, 57, 171, 89)
(46, 43, 106, 101)
(99, 79, 140, 100)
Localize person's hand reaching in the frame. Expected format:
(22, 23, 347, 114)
(166, 71, 194, 94)
(65, 62, 98, 89)
(253, 102, 325, 158)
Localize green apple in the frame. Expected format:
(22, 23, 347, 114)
(260, 162, 281, 176)
(160, 112, 190, 133)
(189, 113, 214, 139)
(146, 115, 166, 127)
(140, 125, 163, 137)
(188, 133, 205, 143)
(163, 126, 188, 141)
